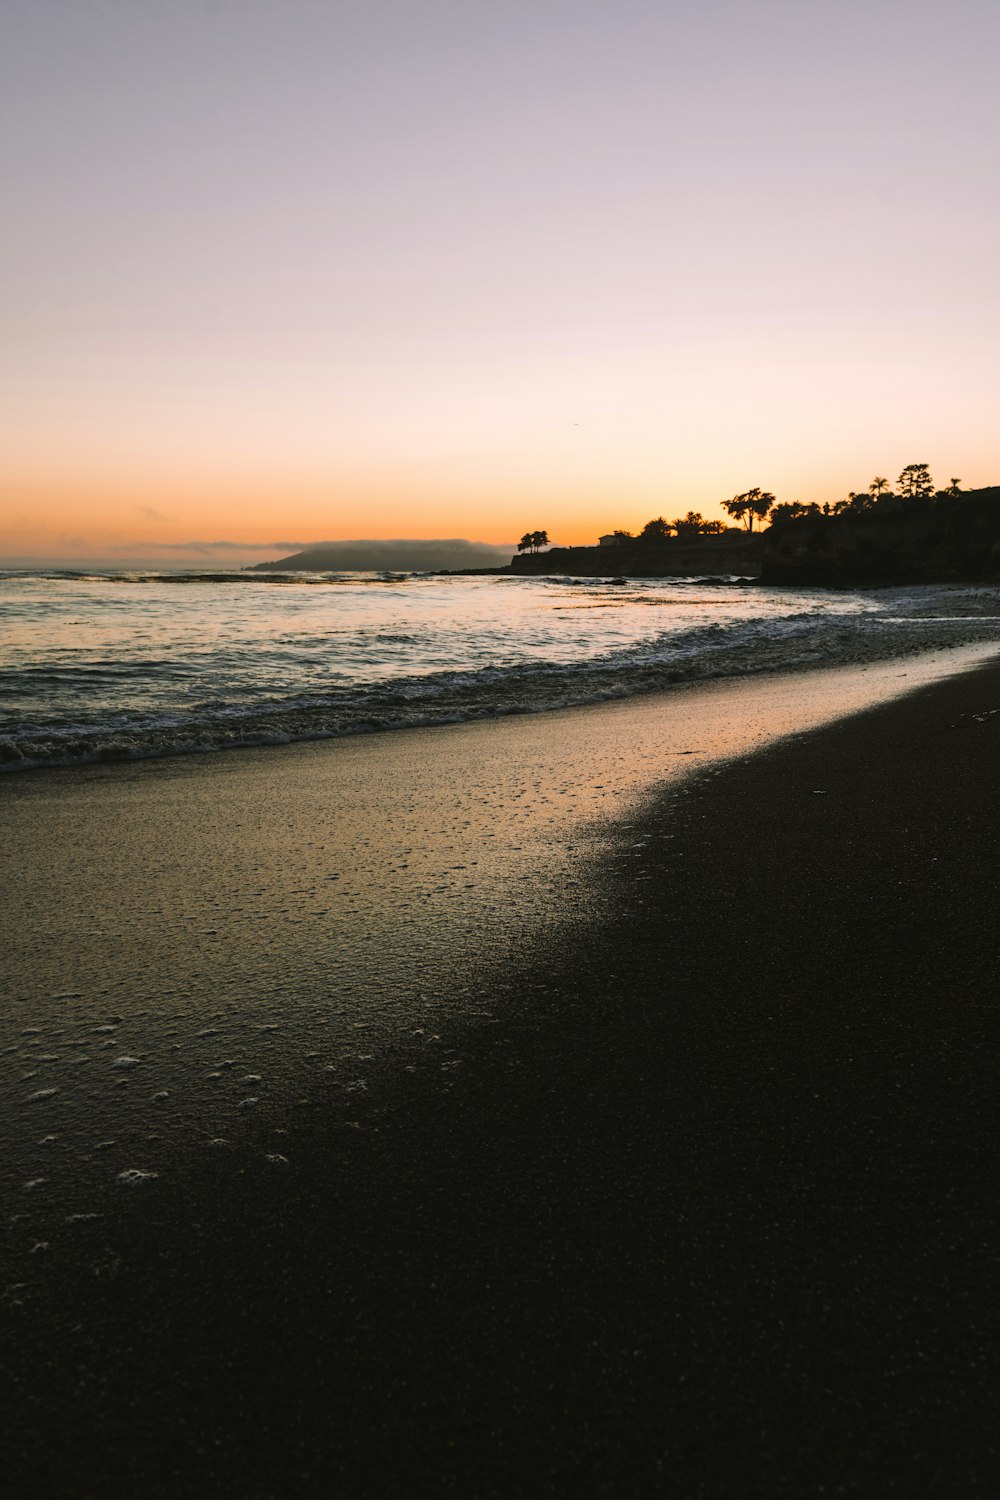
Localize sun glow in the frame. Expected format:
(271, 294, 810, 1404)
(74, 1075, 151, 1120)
(2, 1, 997, 564)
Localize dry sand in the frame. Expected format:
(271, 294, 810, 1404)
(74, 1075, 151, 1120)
(2, 643, 999, 1496)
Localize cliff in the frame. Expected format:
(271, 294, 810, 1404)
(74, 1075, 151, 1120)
(759, 486, 1000, 586)
(509, 534, 763, 578)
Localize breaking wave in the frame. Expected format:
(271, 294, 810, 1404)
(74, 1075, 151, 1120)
(4, 604, 999, 772)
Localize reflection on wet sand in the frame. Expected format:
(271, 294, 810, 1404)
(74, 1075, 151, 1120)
(2, 642, 995, 1249)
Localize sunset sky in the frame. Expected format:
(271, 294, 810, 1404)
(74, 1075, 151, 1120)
(2, 0, 997, 565)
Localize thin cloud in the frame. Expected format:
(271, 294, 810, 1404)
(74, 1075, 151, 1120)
(138, 505, 171, 522)
(114, 540, 308, 555)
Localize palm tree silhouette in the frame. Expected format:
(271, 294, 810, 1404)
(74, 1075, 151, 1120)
(869, 476, 889, 499)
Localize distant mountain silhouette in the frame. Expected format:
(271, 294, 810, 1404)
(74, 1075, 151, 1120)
(249, 539, 515, 572)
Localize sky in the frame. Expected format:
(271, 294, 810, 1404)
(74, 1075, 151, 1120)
(2, 0, 998, 564)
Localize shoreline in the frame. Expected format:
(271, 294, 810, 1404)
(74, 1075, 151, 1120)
(3, 647, 1000, 1494)
(5, 595, 1000, 774)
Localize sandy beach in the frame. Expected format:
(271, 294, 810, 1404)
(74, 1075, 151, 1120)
(3, 644, 999, 1496)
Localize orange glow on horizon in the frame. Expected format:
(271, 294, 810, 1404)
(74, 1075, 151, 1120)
(3, 5, 997, 565)
(4, 444, 998, 564)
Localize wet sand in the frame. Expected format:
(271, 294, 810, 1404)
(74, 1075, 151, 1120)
(3, 645, 1000, 1496)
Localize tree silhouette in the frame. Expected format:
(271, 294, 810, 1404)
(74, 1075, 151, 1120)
(945, 477, 962, 496)
(672, 511, 725, 539)
(770, 501, 813, 526)
(721, 487, 775, 532)
(869, 476, 889, 499)
(897, 463, 934, 500)
(639, 517, 673, 543)
(673, 512, 702, 541)
(518, 530, 550, 553)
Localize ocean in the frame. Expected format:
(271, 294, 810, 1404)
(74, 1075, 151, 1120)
(2, 568, 999, 771)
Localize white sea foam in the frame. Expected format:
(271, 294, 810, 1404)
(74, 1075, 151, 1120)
(2, 572, 999, 770)
(117, 1168, 158, 1186)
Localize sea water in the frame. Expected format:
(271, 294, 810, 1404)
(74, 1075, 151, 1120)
(1, 568, 999, 769)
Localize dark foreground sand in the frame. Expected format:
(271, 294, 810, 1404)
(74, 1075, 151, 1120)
(3, 652, 1000, 1496)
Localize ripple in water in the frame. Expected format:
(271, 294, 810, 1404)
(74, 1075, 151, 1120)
(2, 571, 999, 769)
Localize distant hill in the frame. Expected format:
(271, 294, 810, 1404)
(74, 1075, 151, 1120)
(249, 539, 516, 572)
